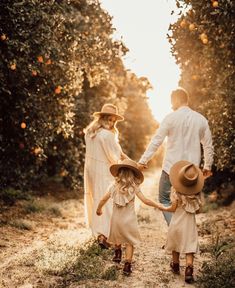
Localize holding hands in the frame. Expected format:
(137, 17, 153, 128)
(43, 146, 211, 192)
(137, 163, 148, 171)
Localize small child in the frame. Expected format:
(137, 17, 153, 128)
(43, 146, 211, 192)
(158, 160, 204, 283)
(96, 158, 159, 276)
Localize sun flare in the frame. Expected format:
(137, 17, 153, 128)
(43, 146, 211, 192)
(101, 0, 180, 122)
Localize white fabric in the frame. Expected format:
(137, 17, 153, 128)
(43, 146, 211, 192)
(139, 106, 214, 173)
(84, 128, 122, 237)
(165, 191, 201, 255)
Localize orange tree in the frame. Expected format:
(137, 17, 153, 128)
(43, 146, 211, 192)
(0, 0, 126, 190)
(169, 0, 235, 193)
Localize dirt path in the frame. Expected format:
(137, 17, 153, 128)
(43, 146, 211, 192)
(0, 170, 233, 287)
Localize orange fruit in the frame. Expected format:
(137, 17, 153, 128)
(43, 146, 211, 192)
(32, 70, 37, 76)
(46, 59, 52, 65)
(21, 122, 26, 129)
(212, 1, 219, 7)
(200, 33, 207, 40)
(34, 147, 42, 155)
(10, 63, 16, 70)
(55, 86, 62, 94)
(202, 38, 208, 44)
(192, 75, 198, 80)
(180, 20, 187, 28)
(37, 55, 43, 63)
(1, 34, 6, 41)
(189, 23, 195, 31)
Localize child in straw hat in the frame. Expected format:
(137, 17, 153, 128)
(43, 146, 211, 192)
(96, 158, 159, 276)
(158, 160, 204, 283)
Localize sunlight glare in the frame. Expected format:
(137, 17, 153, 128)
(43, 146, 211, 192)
(100, 0, 180, 122)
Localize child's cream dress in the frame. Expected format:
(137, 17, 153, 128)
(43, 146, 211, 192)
(108, 185, 141, 246)
(165, 190, 201, 254)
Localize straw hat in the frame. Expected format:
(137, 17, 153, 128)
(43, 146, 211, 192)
(110, 159, 144, 183)
(93, 103, 124, 121)
(169, 160, 204, 195)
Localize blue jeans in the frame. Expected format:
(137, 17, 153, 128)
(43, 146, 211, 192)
(159, 170, 172, 226)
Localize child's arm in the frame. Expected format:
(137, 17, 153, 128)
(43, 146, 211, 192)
(158, 199, 178, 212)
(136, 190, 160, 209)
(96, 191, 111, 216)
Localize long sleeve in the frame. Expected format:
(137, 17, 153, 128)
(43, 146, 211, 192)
(100, 131, 122, 164)
(139, 118, 169, 164)
(201, 120, 214, 170)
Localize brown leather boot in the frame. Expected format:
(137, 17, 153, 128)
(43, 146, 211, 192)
(123, 261, 132, 276)
(185, 265, 194, 283)
(170, 262, 180, 274)
(112, 248, 122, 263)
(97, 235, 109, 249)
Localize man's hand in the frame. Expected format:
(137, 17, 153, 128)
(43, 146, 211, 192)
(96, 209, 102, 216)
(202, 169, 213, 179)
(137, 163, 148, 171)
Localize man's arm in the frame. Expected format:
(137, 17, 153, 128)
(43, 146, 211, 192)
(201, 120, 214, 178)
(138, 118, 169, 166)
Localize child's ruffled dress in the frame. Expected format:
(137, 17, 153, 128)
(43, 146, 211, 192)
(108, 185, 141, 246)
(165, 190, 202, 254)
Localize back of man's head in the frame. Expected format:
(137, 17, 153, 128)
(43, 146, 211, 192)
(171, 88, 189, 110)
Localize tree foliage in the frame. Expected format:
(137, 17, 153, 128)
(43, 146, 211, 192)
(169, 0, 235, 188)
(0, 0, 156, 191)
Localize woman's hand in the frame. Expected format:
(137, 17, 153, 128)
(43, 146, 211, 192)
(96, 209, 102, 216)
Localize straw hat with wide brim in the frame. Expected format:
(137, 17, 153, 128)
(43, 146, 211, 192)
(93, 103, 124, 121)
(110, 159, 144, 183)
(169, 160, 204, 195)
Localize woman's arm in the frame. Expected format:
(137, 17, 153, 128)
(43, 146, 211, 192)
(136, 191, 160, 209)
(158, 200, 178, 212)
(96, 191, 111, 216)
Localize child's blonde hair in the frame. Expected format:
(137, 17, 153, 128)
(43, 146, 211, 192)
(84, 115, 118, 138)
(115, 168, 141, 195)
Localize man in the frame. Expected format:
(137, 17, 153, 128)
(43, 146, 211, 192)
(138, 88, 214, 225)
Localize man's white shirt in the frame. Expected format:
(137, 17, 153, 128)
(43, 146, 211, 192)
(139, 106, 214, 174)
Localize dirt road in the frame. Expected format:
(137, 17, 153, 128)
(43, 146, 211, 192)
(0, 169, 229, 287)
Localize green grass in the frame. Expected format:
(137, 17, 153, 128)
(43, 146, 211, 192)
(0, 188, 31, 205)
(24, 201, 45, 214)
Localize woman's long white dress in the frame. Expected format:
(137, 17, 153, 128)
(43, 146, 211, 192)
(84, 128, 122, 237)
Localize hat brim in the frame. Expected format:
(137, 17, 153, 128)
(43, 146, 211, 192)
(169, 160, 204, 195)
(93, 112, 124, 121)
(110, 164, 144, 183)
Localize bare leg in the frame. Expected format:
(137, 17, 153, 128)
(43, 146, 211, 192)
(172, 251, 180, 263)
(186, 253, 194, 266)
(125, 243, 134, 262)
(185, 253, 194, 283)
(170, 250, 180, 274)
(123, 244, 134, 276)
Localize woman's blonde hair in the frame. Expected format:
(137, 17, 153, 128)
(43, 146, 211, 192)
(84, 115, 118, 138)
(115, 168, 141, 195)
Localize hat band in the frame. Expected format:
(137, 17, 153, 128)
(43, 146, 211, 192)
(101, 108, 118, 114)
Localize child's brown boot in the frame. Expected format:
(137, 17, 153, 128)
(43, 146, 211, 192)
(123, 261, 132, 276)
(97, 235, 109, 249)
(185, 265, 194, 283)
(112, 248, 122, 263)
(170, 262, 180, 274)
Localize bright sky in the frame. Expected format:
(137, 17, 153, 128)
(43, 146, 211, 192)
(100, 0, 181, 122)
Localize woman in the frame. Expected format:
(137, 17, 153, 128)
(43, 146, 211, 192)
(84, 103, 127, 248)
